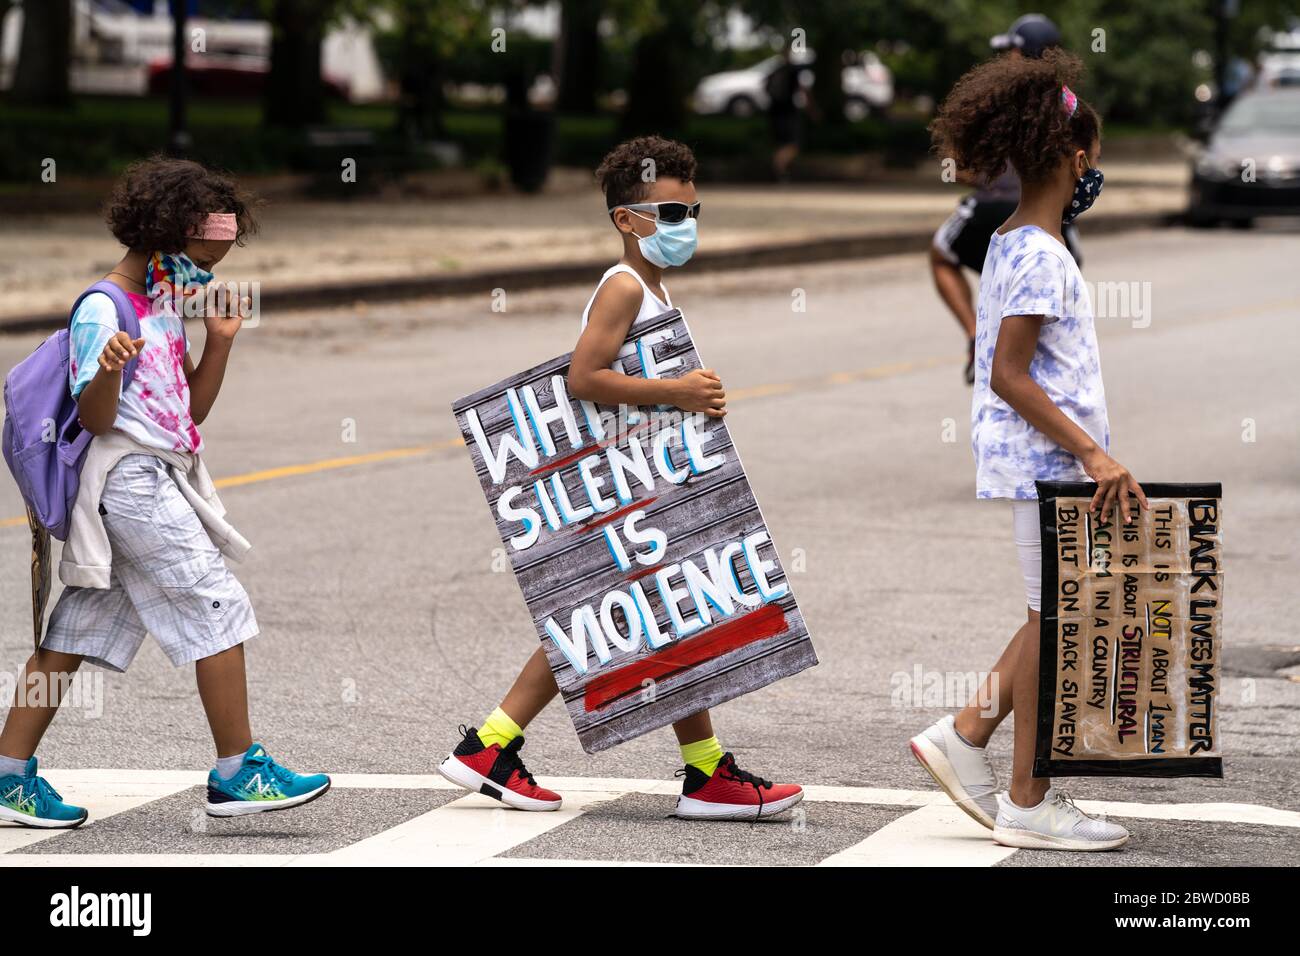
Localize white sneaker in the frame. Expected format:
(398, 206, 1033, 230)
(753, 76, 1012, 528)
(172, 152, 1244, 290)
(908, 715, 998, 829)
(993, 788, 1130, 851)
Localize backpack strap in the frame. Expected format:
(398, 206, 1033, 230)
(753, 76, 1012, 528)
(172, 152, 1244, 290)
(70, 280, 144, 389)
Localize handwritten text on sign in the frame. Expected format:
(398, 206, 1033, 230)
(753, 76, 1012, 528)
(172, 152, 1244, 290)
(452, 310, 817, 753)
(1035, 481, 1223, 779)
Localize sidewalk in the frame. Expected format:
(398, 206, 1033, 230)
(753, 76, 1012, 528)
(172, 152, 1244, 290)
(0, 160, 1189, 329)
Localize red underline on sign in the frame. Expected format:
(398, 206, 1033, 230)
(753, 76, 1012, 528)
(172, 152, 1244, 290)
(582, 604, 789, 712)
(625, 563, 665, 583)
(528, 421, 651, 477)
(578, 497, 658, 533)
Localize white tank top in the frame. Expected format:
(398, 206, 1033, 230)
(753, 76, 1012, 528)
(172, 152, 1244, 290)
(580, 263, 672, 330)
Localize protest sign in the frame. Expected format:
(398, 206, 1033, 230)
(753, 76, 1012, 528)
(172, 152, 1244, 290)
(1035, 481, 1223, 778)
(452, 308, 817, 753)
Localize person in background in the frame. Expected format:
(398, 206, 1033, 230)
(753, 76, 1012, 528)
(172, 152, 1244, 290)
(767, 50, 815, 181)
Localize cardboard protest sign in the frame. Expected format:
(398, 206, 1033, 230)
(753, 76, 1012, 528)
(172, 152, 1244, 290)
(1035, 481, 1223, 778)
(452, 308, 817, 753)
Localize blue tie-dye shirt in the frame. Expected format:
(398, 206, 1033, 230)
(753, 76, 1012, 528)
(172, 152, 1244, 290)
(971, 225, 1109, 500)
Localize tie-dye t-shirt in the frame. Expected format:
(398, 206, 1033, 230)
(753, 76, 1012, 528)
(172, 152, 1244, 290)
(970, 225, 1108, 500)
(68, 291, 202, 453)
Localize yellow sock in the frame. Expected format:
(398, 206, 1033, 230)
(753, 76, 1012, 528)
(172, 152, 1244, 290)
(477, 707, 524, 749)
(680, 736, 724, 776)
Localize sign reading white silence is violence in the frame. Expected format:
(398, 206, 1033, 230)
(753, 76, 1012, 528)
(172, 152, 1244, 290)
(452, 309, 817, 753)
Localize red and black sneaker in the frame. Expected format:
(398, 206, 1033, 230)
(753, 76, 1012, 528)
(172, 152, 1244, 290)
(674, 752, 804, 821)
(436, 725, 562, 811)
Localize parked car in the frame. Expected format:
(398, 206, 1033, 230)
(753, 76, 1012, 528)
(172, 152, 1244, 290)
(1188, 88, 1300, 226)
(692, 50, 892, 120)
(147, 54, 350, 100)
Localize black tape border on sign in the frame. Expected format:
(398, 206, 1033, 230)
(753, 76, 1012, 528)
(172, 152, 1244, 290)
(1033, 480, 1225, 779)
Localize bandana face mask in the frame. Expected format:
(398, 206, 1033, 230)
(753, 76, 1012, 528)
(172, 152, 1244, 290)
(146, 251, 215, 315)
(1063, 166, 1104, 224)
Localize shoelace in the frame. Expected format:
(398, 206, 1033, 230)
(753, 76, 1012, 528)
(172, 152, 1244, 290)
(1052, 788, 1107, 822)
(30, 775, 63, 807)
(720, 757, 772, 825)
(498, 739, 538, 787)
(243, 752, 293, 786)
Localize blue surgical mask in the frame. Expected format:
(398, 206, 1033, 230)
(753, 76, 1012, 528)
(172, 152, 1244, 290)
(630, 212, 698, 268)
(1063, 167, 1104, 223)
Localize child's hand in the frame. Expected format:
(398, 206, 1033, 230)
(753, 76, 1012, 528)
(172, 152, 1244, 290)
(203, 294, 250, 341)
(1083, 449, 1148, 525)
(97, 331, 145, 373)
(672, 368, 727, 418)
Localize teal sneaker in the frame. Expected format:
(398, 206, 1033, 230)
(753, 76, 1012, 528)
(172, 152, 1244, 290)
(0, 757, 88, 829)
(205, 743, 330, 817)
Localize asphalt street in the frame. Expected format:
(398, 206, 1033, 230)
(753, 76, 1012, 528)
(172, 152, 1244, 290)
(1, 225, 1297, 865)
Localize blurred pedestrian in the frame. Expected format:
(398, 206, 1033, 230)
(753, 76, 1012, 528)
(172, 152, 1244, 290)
(912, 49, 1146, 851)
(766, 50, 813, 181)
(930, 14, 1083, 385)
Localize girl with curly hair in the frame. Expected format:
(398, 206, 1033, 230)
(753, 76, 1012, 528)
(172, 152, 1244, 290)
(909, 50, 1145, 851)
(0, 157, 331, 829)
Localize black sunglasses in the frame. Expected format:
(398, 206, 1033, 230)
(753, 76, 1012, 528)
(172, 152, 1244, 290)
(609, 201, 702, 224)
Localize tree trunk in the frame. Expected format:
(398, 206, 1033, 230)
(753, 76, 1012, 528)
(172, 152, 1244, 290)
(620, 0, 697, 137)
(10, 0, 72, 108)
(263, 0, 326, 128)
(553, 0, 600, 114)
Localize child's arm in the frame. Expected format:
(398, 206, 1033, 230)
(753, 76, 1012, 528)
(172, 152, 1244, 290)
(568, 275, 726, 418)
(186, 297, 248, 425)
(992, 314, 1148, 523)
(77, 332, 145, 435)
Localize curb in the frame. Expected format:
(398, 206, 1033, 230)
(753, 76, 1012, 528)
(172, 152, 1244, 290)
(0, 211, 1178, 334)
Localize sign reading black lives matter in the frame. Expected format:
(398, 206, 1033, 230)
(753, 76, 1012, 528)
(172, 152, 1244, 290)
(1035, 481, 1223, 778)
(453, 309, 817, 753)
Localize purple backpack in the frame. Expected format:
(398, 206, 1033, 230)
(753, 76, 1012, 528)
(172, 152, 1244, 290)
(2, 281, 142, 540)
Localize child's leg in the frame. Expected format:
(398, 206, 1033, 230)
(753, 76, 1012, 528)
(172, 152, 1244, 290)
(0, 649, 84, 761)
(481, 646, 559, 746)
(672, 711, 723, 775)
(952, 616, 1033, 747)
(195, 644, 253, 758)
(1008, 607, 1048, 808)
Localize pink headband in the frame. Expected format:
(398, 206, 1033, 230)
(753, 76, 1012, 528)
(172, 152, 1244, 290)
(188, 212, 237, 241)
(1061, 85, 1078, 118)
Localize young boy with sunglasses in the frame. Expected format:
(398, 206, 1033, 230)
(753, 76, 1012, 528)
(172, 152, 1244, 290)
(437, 136, 804, 821)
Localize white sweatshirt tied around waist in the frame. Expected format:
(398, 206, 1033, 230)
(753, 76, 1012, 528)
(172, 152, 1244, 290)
(60, 429, 251, 589)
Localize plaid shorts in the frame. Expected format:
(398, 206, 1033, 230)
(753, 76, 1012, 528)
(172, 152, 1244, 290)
(42, 454, 258, 672)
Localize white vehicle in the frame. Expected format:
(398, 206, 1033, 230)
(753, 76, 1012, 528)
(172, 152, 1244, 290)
(692, 50, 893, 120)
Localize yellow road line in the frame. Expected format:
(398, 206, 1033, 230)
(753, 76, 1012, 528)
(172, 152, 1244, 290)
(0, 354, 952, 528)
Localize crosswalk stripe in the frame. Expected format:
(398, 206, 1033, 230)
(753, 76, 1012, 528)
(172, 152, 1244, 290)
(319, 791, 624, 867)
(3, 770, 1295, 867)
(0, 780, 190, 856)
(32, 769, 1300, 827)
(819, 805, 1017, 867)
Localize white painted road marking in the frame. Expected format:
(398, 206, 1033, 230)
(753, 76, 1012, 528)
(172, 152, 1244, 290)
(2, 769, 1294, 866)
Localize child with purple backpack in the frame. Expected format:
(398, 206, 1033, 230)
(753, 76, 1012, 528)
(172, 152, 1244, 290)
(0, 157, 329, 828)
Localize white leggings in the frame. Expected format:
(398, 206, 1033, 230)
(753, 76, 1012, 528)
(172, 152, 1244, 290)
(1011, 501, 1042, 612)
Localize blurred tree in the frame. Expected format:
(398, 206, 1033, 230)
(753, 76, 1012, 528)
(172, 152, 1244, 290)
(10, 0, 72, 108)
(617, 0, 711, 137)
(261, 0, 332, 128)
(870, 0, 1298, 128)
(370, 0, 493, 141)
(554, 0, 601, 113)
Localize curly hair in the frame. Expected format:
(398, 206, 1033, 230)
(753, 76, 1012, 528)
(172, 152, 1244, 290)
(930, 49, 1101, 186)
(595, 135, 697, 209)
(104, 156, 258, 253)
